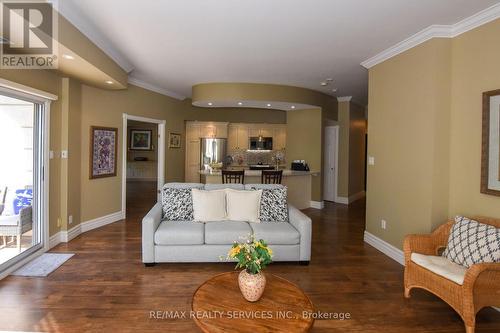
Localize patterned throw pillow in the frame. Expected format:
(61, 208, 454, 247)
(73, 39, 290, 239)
(442, 216, 500, 268)
(161, 186, 201, 221)
(251, 186, 288, 222)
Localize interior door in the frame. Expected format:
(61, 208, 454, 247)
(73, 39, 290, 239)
(323, 126, 338, 202)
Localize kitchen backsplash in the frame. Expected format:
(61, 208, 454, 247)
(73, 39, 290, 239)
(229, 149, 286, 166)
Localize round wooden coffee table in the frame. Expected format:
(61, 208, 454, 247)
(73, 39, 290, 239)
(192, 272, 314, 333)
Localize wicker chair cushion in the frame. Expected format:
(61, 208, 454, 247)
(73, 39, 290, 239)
(411, 253, 467, 285)
(442, 216, 500, 268)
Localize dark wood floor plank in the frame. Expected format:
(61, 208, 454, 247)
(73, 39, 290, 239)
(0, 181, 498, 332)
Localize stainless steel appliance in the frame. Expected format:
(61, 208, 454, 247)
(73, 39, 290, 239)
(200, 138, 227, 170)
(249, 137, 273, 151)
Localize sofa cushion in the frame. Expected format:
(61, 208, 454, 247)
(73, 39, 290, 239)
(192, 189, 227, 222)
(442, 216, 500, 268)
(204, 221, 252, 244)
(411, 253, 467, 285)
(205, 184, 244, 190)
(250, 222, 300, 245)
(226, 189, 262, 223)
(246, 184, 288, 222)
(154, 221, 204, 245)
(161, 183, 204, 221)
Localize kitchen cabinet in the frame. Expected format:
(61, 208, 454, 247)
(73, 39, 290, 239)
(273, 125, 287, 150)
(228, 125, 249, 151)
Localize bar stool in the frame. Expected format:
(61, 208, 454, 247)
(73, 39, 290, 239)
(261, 170, 283, 184)
(221, 170, 245, 184)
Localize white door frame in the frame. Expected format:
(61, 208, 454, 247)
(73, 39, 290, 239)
(121, 114, 165, 218)
(324, 125, 339, 203)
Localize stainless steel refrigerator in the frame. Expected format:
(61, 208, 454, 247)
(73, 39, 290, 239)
(200, 138, 227, 170)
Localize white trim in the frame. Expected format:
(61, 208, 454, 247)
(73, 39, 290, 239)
(364, 231, 405, 265)
(57, 2, 134, 73)
(335, 196, 349, 205)
(122, 114, 166, 218)
(337, 96, 352, 102)
(128, 77, 185, 100)
(361, 3, 500, 69)
(0, 78, 58, 101)
(309, 201, 324, 209)
(48, 211, 124, 249)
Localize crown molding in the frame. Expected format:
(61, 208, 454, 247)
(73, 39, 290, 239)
(128, 77, 186, 100)
(361, 3, 500, 69)
(57, 2, 135, 73)
(337, 96, 352, 102)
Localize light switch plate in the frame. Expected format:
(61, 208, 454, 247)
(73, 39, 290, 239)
(61, 150, 68, 159)
(49, 151, 54, 159)
(368, 156, 375, 165)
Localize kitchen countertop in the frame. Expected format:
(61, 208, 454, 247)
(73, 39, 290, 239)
(199, 169, 319, 177)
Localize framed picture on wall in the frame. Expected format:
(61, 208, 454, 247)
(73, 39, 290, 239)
(90, 126, 118, 179)
(130, 129, 152, 150)
(169, 132, 181, 148)
(481, 89, 500, 196)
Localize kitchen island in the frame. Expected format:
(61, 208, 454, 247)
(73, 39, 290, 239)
(199, 169, 319, 209)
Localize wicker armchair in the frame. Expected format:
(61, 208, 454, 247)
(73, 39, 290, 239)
(0, 205, 32, 251)
(403, 217, 500, 333)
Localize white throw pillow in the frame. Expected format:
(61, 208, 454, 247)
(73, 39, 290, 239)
(191, 189, 227, 222)
(225, 189, 262, 223)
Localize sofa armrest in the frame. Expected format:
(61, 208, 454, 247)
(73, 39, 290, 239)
(288, 205, 312, 261)
(142, 203, 162, 263)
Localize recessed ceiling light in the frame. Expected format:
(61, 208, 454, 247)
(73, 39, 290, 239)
(238, 102, 243, 106)
(62, 54, 74, 60)
(326, 78, 333, 82)
(290, 105, 296, 109)
(208, 102, 213, 106)
(331, 88, 338, 93)
(266, 103, 271, 107)
(320, 82, 328, 86)
(105, 80, 113, 85)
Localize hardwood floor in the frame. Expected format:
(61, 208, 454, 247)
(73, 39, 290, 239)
(0, 182, 498, 332)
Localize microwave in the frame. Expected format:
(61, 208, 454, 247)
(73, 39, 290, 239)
(249, 137, 273, 151)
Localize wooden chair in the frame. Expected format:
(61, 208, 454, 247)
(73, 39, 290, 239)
(403, 217, 500, 333)
(221, 170, 245, 184)
(261, 170, 283, 184)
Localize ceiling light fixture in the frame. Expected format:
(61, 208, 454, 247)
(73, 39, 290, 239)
(266, 103, 271, 107)
(105, 80, 114, 85)
(208, 102, 213, 106)
(331, 88, 338, 93)
(238, 102, 243, 106)
(326, 78, 333, 82)
(320, 82, 328, 86)
(290, 105, 296, 109)
(62, 54, 74, 60)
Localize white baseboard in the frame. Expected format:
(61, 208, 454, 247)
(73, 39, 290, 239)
(310, 201, 324, 209)
(335, 191, 365, 205)
(363, 231, 404, 265)
(48, 211, 124, 248)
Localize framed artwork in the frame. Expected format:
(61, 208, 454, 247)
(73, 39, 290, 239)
(130, 129, 153, 150)
(481, 89, 500, 196)
(169, 132, 181, 148)
(90, 126, 118, 179)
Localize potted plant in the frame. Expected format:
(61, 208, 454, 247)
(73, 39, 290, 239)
(227, 235, 273, 302)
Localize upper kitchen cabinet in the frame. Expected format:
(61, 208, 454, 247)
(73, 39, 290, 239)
(228, 124, 249, 151)
(248, 124, 273, 138)
(273, 125, 287, 150)
(187, 121, 229, 139)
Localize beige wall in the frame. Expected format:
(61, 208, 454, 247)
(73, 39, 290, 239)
(448, 19, 500, 219)
(286, 108, 323, 201)
(348, 102, 367, 197)
(366, 19, 500, 250)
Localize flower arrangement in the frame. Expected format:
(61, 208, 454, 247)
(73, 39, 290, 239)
(227, 235, 273, 274)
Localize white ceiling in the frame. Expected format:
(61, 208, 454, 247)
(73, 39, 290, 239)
(59, 0, 500, 105)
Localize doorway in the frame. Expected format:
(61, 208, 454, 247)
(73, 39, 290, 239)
(323, 125, 339, 202)
(0, 91, 49, 275)
(121, 114, 165, 218)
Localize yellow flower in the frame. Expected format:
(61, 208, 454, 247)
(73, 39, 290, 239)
(228, 245, 241, 257)
(267, 247, 273, 256)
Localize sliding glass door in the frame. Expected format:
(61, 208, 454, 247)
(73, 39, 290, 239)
(0, 91, 46, 272)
